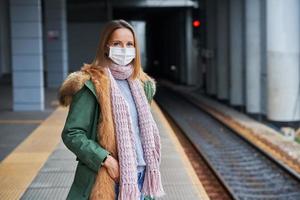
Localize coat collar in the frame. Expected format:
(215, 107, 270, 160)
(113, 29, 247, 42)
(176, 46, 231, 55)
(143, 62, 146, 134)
(58, 64, 156, 107)
(84, 79, 97, 98)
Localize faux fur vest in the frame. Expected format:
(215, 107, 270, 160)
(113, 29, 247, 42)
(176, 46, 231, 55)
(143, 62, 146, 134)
(58, 63, 156, 200)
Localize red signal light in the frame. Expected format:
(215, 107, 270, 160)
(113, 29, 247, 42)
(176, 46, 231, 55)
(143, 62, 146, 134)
(193, 20, 201, 28)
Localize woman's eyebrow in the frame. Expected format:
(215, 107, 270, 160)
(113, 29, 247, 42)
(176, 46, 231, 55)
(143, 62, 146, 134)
(110, 40, 122, 43)
(109, 40, 134, 45)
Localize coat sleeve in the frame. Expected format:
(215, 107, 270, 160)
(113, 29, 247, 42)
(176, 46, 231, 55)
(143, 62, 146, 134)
(144, 80, 156, 103)
(61, 85, 110, 173)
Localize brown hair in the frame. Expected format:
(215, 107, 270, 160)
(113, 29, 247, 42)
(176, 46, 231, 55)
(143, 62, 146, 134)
(90, 19, 142, 79)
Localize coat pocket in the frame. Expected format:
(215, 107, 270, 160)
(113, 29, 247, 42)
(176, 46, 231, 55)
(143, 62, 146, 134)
(73, 162, 95, 198)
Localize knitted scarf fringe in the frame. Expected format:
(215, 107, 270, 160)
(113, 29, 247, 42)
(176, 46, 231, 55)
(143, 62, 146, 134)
(142, 167, 165, 198)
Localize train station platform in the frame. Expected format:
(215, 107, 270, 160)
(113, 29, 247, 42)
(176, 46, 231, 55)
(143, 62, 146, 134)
(2, 79, 300, 200)
(0, 96, 209, 200)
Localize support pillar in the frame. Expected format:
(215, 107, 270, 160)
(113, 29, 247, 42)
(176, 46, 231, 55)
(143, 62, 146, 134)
(10, 0, 44, 111)
(229, 0, 244, 105)
(206, 0, 217, 95)
(266, 0, 300, 121)
(216, 0, 229, 99)
(185, 8, 196, 85)
(245, 0, 264, 114)
(0, 0, 11, 77)
(44, 0, 68, 88)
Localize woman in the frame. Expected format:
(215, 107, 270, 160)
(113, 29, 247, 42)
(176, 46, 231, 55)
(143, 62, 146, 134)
(59, 19, 165, 200)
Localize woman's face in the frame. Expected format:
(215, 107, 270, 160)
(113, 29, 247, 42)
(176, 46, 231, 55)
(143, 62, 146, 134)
(107, 28, 134, 48)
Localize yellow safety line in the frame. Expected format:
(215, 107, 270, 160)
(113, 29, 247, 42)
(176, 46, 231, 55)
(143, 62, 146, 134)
(0, 120, 43, 124)
(152, 101, 210, 200)
(0, 107, 68, 200)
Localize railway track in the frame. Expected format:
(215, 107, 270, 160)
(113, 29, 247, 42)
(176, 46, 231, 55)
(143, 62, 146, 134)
(156, 86, 300, 200)
(163, 111, 232, 200)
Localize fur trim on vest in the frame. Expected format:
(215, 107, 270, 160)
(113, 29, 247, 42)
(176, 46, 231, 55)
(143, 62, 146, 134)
(58, 63, 156, 200)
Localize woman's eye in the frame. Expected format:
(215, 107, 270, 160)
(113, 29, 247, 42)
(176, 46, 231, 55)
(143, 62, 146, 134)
(127, 42, 134, 47)
(112, 42, 121, 46)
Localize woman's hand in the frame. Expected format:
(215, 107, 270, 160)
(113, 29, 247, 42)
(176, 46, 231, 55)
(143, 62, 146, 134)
(103, 155, 120, 183)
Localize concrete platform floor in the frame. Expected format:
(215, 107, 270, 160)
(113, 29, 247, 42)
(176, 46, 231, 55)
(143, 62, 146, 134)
(0, 83, 58, 161)
(0, 99, 209, 200)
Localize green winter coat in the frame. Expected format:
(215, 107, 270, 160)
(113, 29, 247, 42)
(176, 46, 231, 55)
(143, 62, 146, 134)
(61, 79, 156, 200)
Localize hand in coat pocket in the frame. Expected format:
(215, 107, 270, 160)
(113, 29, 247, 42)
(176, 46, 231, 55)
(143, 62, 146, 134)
(103, 155, 120, 183)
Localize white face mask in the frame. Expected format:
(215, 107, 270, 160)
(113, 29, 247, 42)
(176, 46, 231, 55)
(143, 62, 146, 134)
(108, 46, 136, 66)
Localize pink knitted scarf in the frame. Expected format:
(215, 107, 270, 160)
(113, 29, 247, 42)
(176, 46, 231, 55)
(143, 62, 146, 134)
(106, 62, 165, 200)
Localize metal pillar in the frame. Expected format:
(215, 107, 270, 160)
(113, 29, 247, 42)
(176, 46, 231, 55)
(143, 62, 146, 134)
(44, 0, 68, 88)
(229, 0, 244, 106)
(266, 0, 300, 121)
(216, 0, 229, 99)
(10, 0, 44, 111)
